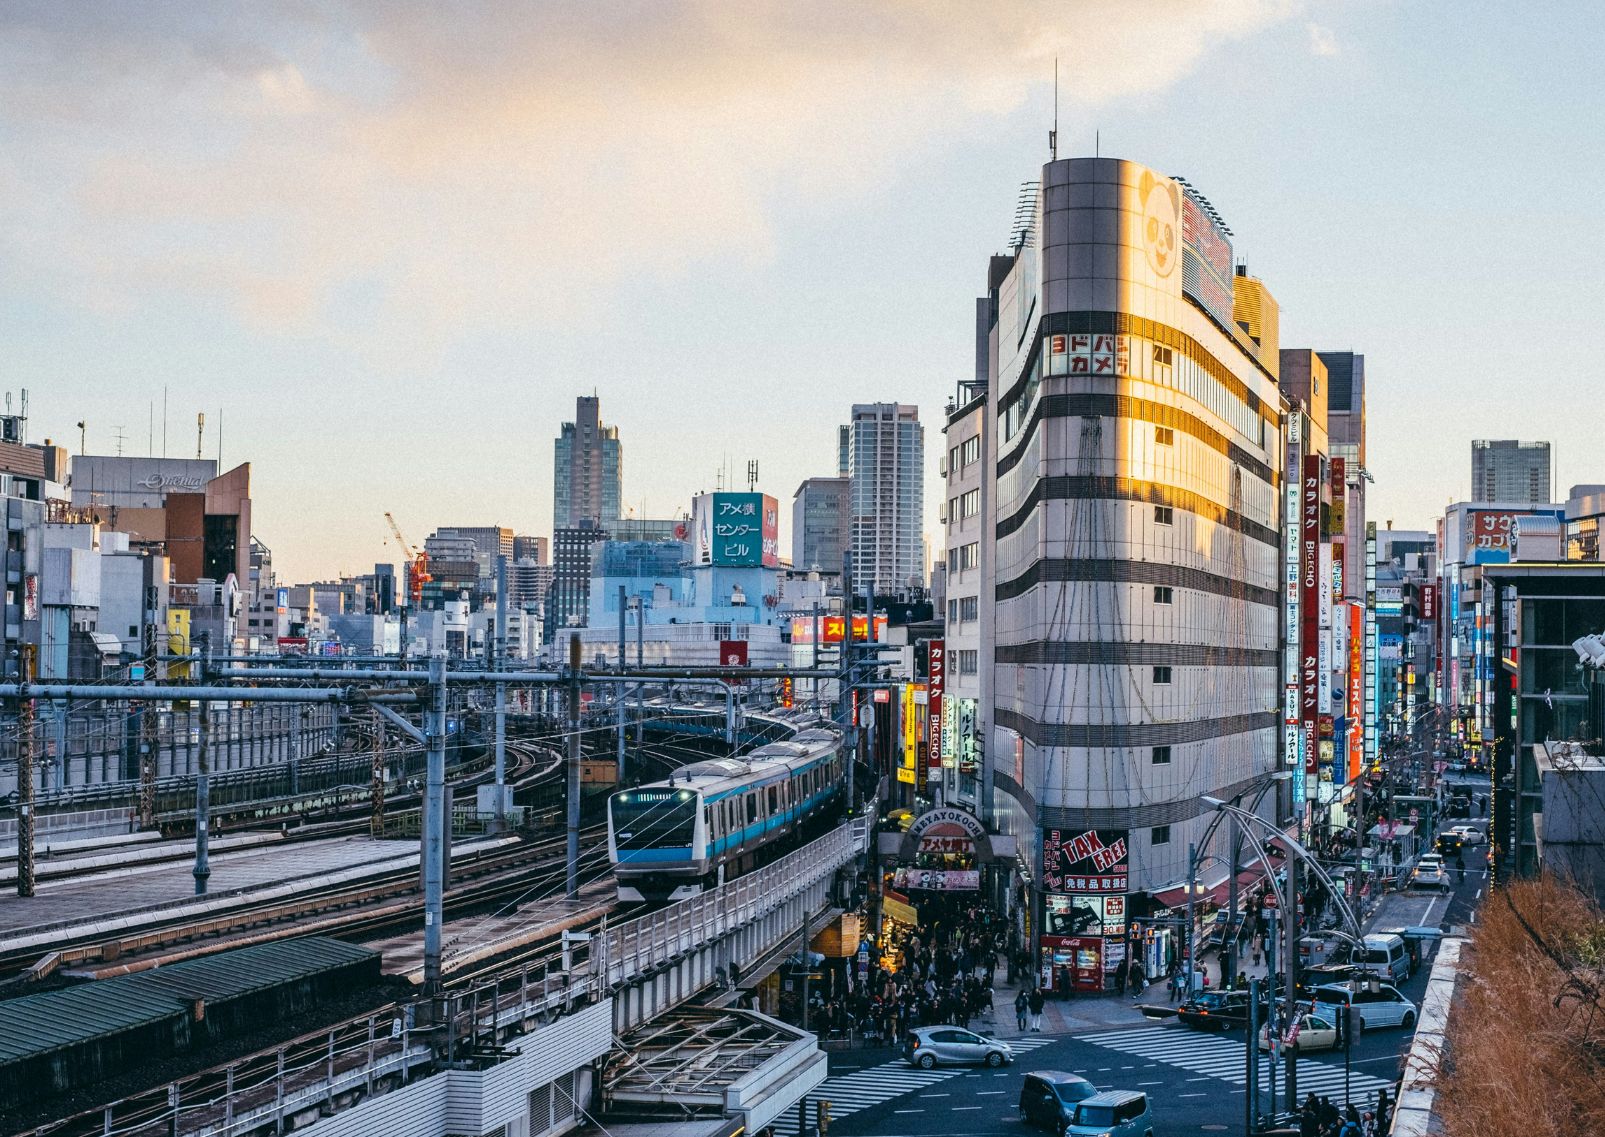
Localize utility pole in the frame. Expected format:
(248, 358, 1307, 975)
(616, 584, 627, 784)
(1225, 813, 1241, 985)
(137, 582, 158, 830)
(369, 707, 386, 837)
(493, 555, 508, 831)
(16, 645, 36, 898)
(1185, 842, 1197, 992)
(193, 633, 212, 895)
(422, 653, 447, 1001)
(841, 551, 856, 810)
(1283, 853, 1301, 1110)
(566, 633, 582, 900)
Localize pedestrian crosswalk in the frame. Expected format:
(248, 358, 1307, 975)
(1077, 1024, 1391, 1109)
(771, 1035, 1058, 1135)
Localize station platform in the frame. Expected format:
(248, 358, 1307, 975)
(370, 877, 616, 983)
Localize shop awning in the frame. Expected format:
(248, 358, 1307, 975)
(1149, 867, 1272, 911)
(89, 632, 124, 657)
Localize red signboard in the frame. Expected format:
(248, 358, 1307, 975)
(718, 640, 748, 668)
(1301, 454, 1322, 775)
(761, 496, 780, 568)
(926, 639, 945, 771)
(1420, 584, 1437, 622)
(1347, 604, 1364, 780)
(1043, 829, 1129, 893)
(790, 614, 889, 644)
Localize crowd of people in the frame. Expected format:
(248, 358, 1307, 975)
(1298, 1089, 1392, 1137)
(805, 897, 1011, 1044)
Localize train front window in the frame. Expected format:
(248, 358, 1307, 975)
(612, 790, 697, 849)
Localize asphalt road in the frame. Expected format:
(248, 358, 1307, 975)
(803, 808, 1487, 1137)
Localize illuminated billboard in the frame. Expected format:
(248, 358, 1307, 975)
(1180, 186, 1235, 331)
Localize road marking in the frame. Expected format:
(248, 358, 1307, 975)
(923, 1093, 950, 1098)
(953, 1106, 982, 1111)
(976, 1091, 1005, 1095)
(1180, 1092, 1209, 1098)
(894, 1109, 924, 1114)
(1138, 1080, 1163, 1086)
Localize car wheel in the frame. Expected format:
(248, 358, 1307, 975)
(918, 1053, 936, 1069)
(1403, 1010, 1417, 1029)
(986, 1051, 1005, 1067)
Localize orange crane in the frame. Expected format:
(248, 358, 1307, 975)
(383, 511, 431, 607)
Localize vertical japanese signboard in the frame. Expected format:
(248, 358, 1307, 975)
(1347, 604, 1364, 781)
(926, 639, 946, 771)
(1301, 454, 1322, 784)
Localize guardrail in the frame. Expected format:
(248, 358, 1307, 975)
(23, 809, 873, 1137)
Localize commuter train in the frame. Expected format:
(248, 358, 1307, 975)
(607, 726, 845, 903)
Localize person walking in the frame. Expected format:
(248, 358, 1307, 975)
(1014, 988, 1029, 1031)
(1375, 1087, 1392, 1132)
(1027, 985, 1045, 1032)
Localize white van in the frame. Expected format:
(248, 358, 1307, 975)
(1353, 933, 1412, 983)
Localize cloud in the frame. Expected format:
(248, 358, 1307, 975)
(1307, 22, 1340, 56)
(0, 1, 1307, 361)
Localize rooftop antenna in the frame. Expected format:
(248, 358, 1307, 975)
(195, 412, 205, 460)
(746, 459, 759, 492)
(113, 425, 127, 457)
(1096, 129, 1100, 158)
(1049, 57, 1058, 160)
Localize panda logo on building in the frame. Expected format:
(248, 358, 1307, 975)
(1139, 169, 1180, 279)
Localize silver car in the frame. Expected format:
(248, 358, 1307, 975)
(903, 1025, 1014, 1068)
(1312, 982, 1418, 1033)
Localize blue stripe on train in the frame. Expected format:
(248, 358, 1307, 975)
(616, 847, 694, 863)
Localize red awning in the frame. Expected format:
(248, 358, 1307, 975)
(1149, 867, 1271, 911)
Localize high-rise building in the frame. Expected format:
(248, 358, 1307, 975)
(513, 535, 549, 565)
(545, 522, 608, 642)
(976, 158, 1284, 988)
(844, 403, 924, 595)
(1472, 439, 1551, 504)
(791, 476, 850, 575)
(425, 526, 513, 581)
(553, 396, 623, 531)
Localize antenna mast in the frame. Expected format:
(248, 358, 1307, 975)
(196, 412, 205, 460)
(1049, 58, 1058, 160)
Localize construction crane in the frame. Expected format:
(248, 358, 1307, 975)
(384, 512, 431, 660)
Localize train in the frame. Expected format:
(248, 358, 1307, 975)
(607, 723, 845, 903)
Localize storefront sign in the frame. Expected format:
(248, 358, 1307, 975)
(926, 639, 946, 771)
(1045, 893, 1127, 938)
(1043, 829, 1129, 893)
(1301, 454, 1321, 774)
(908, 806, 986, 841)
(917, 835, 974, 855)
(893, 868, 979, 891)
(790, 614, 889, 644)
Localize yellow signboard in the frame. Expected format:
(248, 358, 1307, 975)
(166, 609, 191, 680)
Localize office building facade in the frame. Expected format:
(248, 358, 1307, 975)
(845, 403, 924, 596)
(1472, 439, 1551, 505)
(979, 158, 1284, 989)
(553, 396, 623, 531)
(791, 476, 850, 575)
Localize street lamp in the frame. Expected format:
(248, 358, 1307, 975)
(1202, 793, 1365, 1118)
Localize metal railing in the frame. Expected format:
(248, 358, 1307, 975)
(24, 809, 873, 1137)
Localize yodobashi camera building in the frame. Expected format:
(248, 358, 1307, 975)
(975, 157, 1284, 988)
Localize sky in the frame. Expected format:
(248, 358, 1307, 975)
(3, 1, 1603, 582)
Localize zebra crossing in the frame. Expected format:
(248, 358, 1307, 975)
(1076, 1024, 1392, 1108)
(771, 1035, 1058, 1135)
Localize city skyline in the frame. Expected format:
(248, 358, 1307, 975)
(5, 3, 1603, 581)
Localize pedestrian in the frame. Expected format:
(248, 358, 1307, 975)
(1252, 939, 1263, 969)
(1115, 960, 1128, 996)
(1169, 968, 1182, 1003)
(1027, 985, 1045, 1031)
(1375, 1088, 1392, 1132)
(1339, 1104, 1364, 1137)
(1129, 961, 1146, 999)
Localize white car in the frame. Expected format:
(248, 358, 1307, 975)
(1448, 824, 1485, 845)
(1258, 1010, 1339, 1053)
(1412, 854, 1449, 890)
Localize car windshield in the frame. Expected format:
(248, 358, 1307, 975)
(1313, 988, 1347, 1004)
(1074, 1105, 1116, 1126)
(1055, 1081, 1096, 1102)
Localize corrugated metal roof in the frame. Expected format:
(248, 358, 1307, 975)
(0, 937, 378, 1066)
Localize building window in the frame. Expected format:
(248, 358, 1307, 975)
(1153, 345, 1174, 367)
(956, 649, 979, 675)
(959, 596, 978, 621)
(1151, 825, 1171, 845)
(1155, 426, 1175, 445)
(1154, 586, 1173, 604)
(948, 599, 958, 623)
(1152, 745, 1172, 765)
(1154, 505, 1174, 525)
(962, 436, 980, 466)
(1152, 665, 1172, 684)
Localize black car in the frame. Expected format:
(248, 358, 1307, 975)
(1176, 989, 1251, 1031)
(1445, 796, 1472, 819)
(1435, 831, 1464, 857)
(1018, 1070, 1099, 1131)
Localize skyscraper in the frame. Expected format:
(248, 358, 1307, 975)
(553, 396, 623, 531)
(844, 403, 924, 595)
(1472, 439, 1551, 504)
(791, 476, 850, 575)
(977, 159, 1284, 980)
